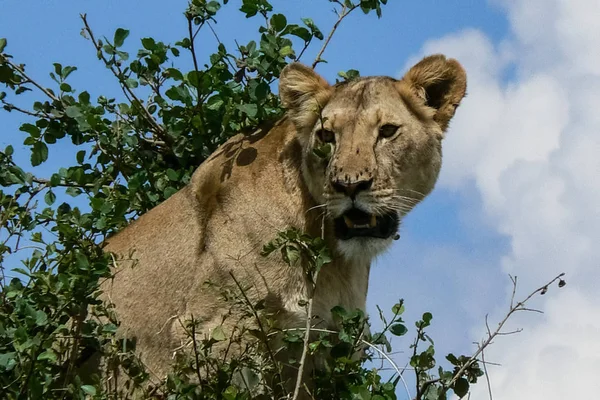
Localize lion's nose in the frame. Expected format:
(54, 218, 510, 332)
(332, 178, 373, 198)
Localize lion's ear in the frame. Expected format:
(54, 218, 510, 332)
(400, 55, 467, 132)
(279, 63, 332, 128)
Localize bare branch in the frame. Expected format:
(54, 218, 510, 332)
(441, 272, 566, 396)
(292, 216, 326, 400)
(481, 347, 493, 400)
(312, 3, 360, 69)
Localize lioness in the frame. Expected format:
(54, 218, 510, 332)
(101, 55, 466, 395)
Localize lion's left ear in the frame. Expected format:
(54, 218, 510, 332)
(400, 55, 467, 132)
(279, 63, 332, 129)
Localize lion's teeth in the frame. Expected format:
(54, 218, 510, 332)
(343, 215, 354, 228)
(369, 214, 377, 228)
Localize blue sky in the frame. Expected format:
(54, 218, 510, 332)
(2, 1, 599, 399)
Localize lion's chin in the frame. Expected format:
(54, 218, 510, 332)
(335, 236, 394, 263)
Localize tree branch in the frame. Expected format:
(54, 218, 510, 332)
(440, 272, 566, 397)
(79, 14, 172, 146)
(312, 3, 359, 69)
(2, 57, 60, 102)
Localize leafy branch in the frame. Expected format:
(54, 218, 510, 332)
(79, 13, 171, 146)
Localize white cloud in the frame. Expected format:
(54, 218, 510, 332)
(406, 0, 600, 398)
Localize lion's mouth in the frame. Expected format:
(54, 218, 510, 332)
(334, 208, 399, 240)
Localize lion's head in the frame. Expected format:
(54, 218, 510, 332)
(279, 55, 467, 260)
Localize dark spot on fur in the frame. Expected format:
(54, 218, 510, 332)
(236, 147, 258, 166)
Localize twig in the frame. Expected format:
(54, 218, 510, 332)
(31, 177, 94, 189)
(189, 315, 204, 385)
(291, 216, 327, 400)
(481, 347, 493, 400)
(0, 101, 55, 119)
(291, 271, 319, 400)
(206, 21, 238, 73)
(311, 3, 359, 69)
(186, 16, 204, 105)
(412, 319, 426, 399)
(440, 272, 566, 397)
(228, 271, 284, 391)
(2, 57, 59, 102)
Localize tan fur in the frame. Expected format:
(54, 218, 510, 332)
(101, 55, 466, 393)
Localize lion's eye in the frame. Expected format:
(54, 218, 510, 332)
(379, 124, 400, 139)
(317, 129, 335, 143)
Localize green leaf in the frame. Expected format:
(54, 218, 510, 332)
(65, 105, 82, 118)
(290, 26, 311, 42)
(0, 38, 6, 53)
(313, 143, 332, 159)
(0, 352, 16, 369)
(270, 13, 287, 32)
(165, 68, 183, 81)
(164, 186, 177, 198)
(141, 37, 156, 50)
(20, 123, 41, 137)
(392, 301, 405, 315)
(62, 66, 77, 79)
(389, 323, 408, 336)
(65, 187, 82, 197)
(81, 385, 97, 396)
(125, 78, 139, 88)
(211, 326, 226, 341)
(79, 91, 90, 104)
(236, 103, 257, 118)
(31, 142, 48, 166)
(206, 1, 221, 14)
(206, 95, 224, 111)
(37, 350, 57, 362)
(44, 190, 56, 206)
(446, 353, 459, 365)
(281, 244, 300, 265)
(453, 377, 469, 398)
(53, 63, 62, 77)
(35, 310, 48, 326)
(76, 252, 89, 269)
(76, 150, 86, 164)
(338, 69, 360, 81)
(5, 144, 14, 156)
(50, 173, 61, 186)
(279, 45, 294, 58)
(423, 312, 433, 325)
(114, 28, 130, 48)
(166, 169, 179, 181)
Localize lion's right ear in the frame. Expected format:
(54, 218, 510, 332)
(279, 63, 332, 129)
